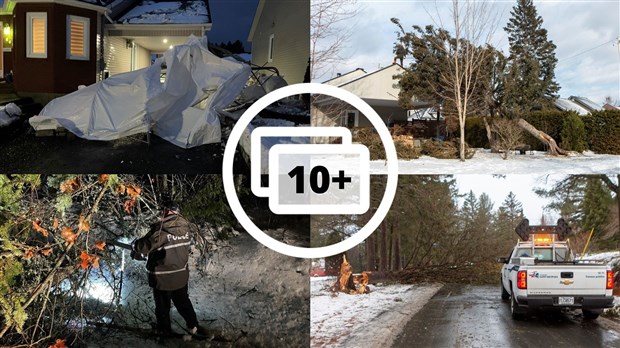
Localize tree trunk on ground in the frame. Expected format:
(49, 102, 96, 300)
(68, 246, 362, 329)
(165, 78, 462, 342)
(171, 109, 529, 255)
(483, 116, 498, 152)
(366, 233, 376, 271)
(516, 118, 569, 156)
(380, 221, 388, 272)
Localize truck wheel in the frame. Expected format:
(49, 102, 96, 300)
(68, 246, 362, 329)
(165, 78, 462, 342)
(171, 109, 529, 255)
(510, 293, 524, 320)
(582, 309, 600, 320)
(501, 282, 510, 301)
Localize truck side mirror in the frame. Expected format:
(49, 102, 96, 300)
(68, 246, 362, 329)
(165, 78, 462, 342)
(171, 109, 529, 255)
(497, 257, 508, 264)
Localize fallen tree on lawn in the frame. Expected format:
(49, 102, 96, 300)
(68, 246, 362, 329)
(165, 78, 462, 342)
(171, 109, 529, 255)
(517, 118, 569, 156)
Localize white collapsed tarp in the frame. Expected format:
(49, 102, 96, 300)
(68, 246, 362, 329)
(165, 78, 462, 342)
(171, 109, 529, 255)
(30, 35, 251, 148)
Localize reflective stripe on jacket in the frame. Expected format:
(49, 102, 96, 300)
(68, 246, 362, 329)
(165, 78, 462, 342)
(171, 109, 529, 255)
(133, 213, 191, 291)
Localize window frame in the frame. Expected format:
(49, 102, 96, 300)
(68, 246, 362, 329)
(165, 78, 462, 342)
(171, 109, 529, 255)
(268, 33, 274, 62)
(345, 110, 359, 128)
(26, 12, 47, 59)
(66, 15, 90, 61)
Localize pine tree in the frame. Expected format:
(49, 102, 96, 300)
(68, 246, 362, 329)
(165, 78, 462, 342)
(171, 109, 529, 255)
(494, 191, 525, 250)
(581, 178, 613, 235)
(392, 22, 451, 138)
(504, 0, 559, 114)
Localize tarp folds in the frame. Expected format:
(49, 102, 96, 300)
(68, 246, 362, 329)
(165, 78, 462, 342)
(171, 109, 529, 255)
(31, 35, 251, 148)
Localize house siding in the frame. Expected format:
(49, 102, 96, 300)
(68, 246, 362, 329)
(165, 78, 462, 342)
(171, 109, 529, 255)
(104, 36, 131, 75)
(250, 0, 309, 84)
(13, 3, 97, 94)
(134, 43, 151, 70)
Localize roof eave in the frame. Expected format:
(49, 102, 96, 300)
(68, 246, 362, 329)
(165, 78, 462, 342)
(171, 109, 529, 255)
(247, 0, 264, 42)
(12, 0, 107, 13)
(106, 23, 212, 31)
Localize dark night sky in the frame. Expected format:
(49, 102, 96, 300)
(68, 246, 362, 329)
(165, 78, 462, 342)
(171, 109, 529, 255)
(207, 0, 260, 52)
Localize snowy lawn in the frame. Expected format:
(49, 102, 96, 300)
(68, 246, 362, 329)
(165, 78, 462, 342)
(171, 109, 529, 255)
(371, 149, 620, 174)
(311, 277, 441, 348)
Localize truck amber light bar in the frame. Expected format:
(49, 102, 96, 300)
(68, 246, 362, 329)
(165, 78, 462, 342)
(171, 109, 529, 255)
(607, 271, 614, 290)
(532, 234, 553, 243)
(517, 270, 527, 289)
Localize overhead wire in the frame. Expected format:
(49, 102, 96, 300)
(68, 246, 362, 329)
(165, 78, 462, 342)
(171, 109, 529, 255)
(557, 37, 618, 64)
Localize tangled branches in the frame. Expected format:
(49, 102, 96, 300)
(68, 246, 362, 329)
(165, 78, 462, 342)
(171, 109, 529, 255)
(0, 174, 231, 346)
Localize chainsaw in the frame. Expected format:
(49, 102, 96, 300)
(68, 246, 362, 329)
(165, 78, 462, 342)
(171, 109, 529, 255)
(106, 239, 146, 260)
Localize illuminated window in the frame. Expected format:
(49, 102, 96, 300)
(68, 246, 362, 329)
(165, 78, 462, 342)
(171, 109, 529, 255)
(26, 12, 47, 58)
(67, 15, 89, 60)
(268, 34, 274, 62)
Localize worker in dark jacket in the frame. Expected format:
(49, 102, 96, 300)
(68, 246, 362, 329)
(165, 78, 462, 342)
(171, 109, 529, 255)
(132, 205, 205, 337)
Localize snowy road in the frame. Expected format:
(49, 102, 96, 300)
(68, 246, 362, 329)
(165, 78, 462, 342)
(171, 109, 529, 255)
(392, 284, 620, 347)
(311, 277, 441, 348)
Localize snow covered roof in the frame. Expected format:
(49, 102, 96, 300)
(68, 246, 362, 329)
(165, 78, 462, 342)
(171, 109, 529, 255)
(117, 1, 211, 24)
(554, 98, 589, 115)
(568, 96, 603, 112)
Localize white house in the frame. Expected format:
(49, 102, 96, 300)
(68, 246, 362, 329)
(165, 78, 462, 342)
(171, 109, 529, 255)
(247, 0, 309, 84)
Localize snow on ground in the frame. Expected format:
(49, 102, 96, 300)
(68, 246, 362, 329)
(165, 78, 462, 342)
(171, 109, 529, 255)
(119, 1, 210, 24)
(86, 233, 310, 347)
(311, 277, 441, 348)
(371, 149, 620, 174)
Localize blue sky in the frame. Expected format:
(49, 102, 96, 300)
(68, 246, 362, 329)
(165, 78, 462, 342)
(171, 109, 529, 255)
(317, 0, 620, 105)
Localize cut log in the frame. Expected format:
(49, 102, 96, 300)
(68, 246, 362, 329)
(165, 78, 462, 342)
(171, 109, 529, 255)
(332, 254, 371, 294)
(351, 272, 371, 294)
(516, 118, 569, 156)
(335, 254, 353, 292)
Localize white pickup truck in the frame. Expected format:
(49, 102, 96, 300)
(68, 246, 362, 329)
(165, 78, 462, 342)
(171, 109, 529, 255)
(498, 219, 614, 320)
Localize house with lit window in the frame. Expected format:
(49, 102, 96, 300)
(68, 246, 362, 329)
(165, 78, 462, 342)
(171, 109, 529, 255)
(0, 0, 212, 103)
(247, 0, 309, 84)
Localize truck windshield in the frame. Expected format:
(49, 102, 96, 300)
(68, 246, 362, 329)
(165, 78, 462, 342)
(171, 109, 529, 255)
(515, 247, 569, 261)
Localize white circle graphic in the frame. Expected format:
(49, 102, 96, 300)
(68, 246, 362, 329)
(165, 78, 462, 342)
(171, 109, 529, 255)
(222, 83, 398, 258)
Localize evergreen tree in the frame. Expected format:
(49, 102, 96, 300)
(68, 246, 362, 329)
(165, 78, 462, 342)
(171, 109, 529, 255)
(231, 40, 245, 53)
(535, 176, 587, 225)
(581, 178, 613, 235)
(504, 0, 559, 114)
(499, 191, 524, 222)
(392, 22, 450, 138)
(560, 112, 587, 152)
(494, 191, 525, 251)
(461, 190, 479, 224)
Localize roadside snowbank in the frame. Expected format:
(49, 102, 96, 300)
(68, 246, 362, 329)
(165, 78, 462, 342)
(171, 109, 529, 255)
(370, 149, 620, 174)
(311, 277, 441, 348)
